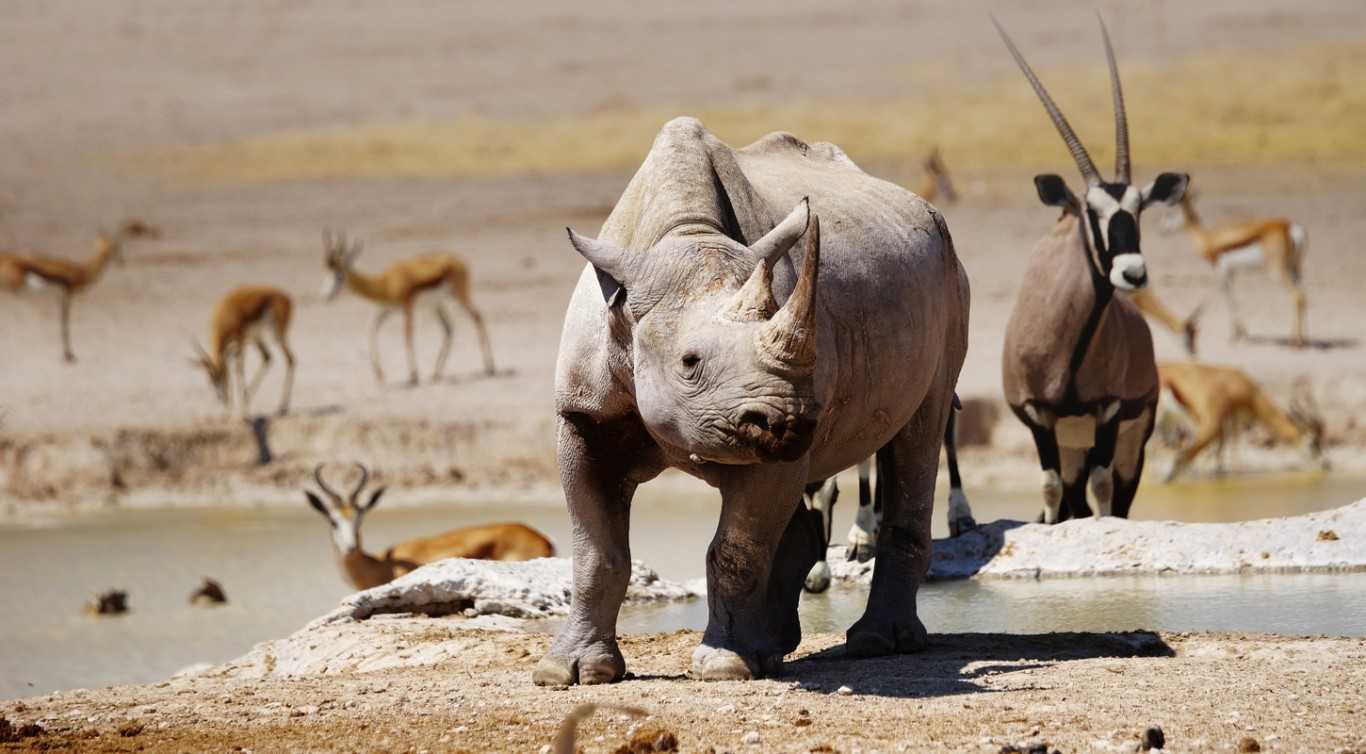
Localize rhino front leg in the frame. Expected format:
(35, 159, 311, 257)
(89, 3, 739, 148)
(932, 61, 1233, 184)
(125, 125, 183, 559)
(694, 464, 808, 681)
(846, 394, 950, 657)
(533, 413, 648, 686)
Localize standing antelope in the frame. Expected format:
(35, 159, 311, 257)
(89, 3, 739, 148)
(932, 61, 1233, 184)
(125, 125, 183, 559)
(915, 148, 958, 206)
(997, 16, 1188, 523)
(191, 285, 296, 417)
(304, 463, 555, 591)
(1172, 188, 1309, 346)
(321, 230, 496, 386)
(1158, 361, 1327, 481)
(0, 221, 158, 362)
(1132, 289, 1200, 355)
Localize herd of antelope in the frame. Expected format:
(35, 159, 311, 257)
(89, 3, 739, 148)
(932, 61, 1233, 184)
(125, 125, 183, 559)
(0, 13, 1334, 589)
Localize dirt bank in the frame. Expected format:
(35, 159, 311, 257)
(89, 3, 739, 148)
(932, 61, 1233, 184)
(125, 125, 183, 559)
(3, 626, 1363, 753)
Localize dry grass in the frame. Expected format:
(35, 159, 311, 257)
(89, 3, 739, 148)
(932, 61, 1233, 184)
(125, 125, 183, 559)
(150, 42, 1366, 185)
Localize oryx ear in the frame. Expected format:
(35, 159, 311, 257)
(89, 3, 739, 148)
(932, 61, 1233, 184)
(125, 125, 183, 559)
(567, 227, 628, 308)
(1142, 172, 1189, 208)
(1034, 174, 1078, 209)
(304, 491, 330, 517)
(363, 486, 386, 512)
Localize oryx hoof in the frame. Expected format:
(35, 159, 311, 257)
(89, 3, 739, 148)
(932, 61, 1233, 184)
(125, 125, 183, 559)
(846, 612, 928, 658)
(949, 515, 978, 538)
(531, 642, 625, 687)
(803, 560, 832, 594)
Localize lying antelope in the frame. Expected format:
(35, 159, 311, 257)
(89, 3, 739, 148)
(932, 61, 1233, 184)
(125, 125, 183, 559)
(305, 463, 555, 591)
(191, 285, 296, 417)
(321, 230, 496, 386)
(1158, 361, 1327, 481)
(1171, 188, 1309, 346)
(997, 16, 1188, 522)
(915, 148, 958, 206)
(0, 221, 158, 362)
(802, 400, 975, 593)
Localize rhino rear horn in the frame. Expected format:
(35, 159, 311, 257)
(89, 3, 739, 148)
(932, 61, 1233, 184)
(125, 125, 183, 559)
(750, 198, 810, 266)
(758, 214, 820, 372)
(567, 228, 629, 307)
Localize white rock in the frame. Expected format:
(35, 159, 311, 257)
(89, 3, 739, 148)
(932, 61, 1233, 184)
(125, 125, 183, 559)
(836, 686, 853, 696)
(742, 731, 761, 745)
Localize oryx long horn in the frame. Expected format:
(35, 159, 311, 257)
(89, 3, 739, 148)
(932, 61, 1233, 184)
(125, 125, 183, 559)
(348, 462, 370, 502)
(313, 463, 341, 501)
(1097, 13, 1131, 183)
(758, 214, 821, 372)
(992, 15, 1102, 186)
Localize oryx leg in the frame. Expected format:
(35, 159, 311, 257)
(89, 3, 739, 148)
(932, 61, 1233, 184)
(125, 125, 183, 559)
(369, 308, 394, 384)
(944, 407, 976, 537)
(846, 391, 951, 658)
(693, 462, 809, 680)
(1085, 418, 1121, 518)
(431, 305, 454, 382)
(1020, 411, 1064, 524)
(1111, 405, 1155, 519)
(845, 458, 876, 562)
(802, 478, 839, 594)
(1057, 447, 1089, 523)
(532, 413, 655, 687)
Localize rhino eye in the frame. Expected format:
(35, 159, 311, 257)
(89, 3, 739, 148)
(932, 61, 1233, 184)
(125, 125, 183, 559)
(680, 353, 701, 371)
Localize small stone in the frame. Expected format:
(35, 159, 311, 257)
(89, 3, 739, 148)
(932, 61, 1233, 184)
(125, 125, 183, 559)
(836, 686, 853, 696)
(117, 721, 144, 737)
(539, 746, 551, 754)
(1141, 726, 1165, 751)
(742, 730, 761, 745)
(1237, 737, 1261, 753)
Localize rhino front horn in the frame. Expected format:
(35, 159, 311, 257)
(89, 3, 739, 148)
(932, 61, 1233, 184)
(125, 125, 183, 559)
(758, 214, 820, 372)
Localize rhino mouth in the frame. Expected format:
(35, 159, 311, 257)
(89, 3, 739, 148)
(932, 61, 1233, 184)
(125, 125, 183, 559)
(732, 414, 818, 463)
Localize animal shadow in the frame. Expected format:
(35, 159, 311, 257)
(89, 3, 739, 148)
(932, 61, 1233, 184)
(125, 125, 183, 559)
(436, 367, 519, 386)
(785, 630, 1174, 699)
(1244, 335, 1358, 351)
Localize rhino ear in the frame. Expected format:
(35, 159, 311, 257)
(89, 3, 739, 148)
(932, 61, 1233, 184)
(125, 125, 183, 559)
(567, 228, 628, 307)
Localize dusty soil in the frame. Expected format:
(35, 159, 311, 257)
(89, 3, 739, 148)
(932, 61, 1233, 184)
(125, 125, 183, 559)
(3, 627, 1364, 753)
(3, 1, 1366, 515)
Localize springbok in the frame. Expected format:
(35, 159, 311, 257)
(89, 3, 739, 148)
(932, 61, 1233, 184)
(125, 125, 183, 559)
(1131, 289, 1200, 355)
(0, 221, 158, 362)
(802, 400, 975, 593)
(1158, 361, 1326, 481)
(996, 16, 1188, 523)
(191, 285, 296, 417)
(305, 463, 555, 591)
(915, 148, 958, 206)
(1170, 188, 1309, 346)
(321, 230, 496, 386)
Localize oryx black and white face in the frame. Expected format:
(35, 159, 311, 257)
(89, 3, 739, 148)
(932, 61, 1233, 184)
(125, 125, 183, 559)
(1034, 172, 1189, 292)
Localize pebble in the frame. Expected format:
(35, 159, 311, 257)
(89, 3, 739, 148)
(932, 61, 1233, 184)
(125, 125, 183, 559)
(1237, 737, 1261, 753)
(836, 686, 853, 696)
(742, 730, 761, 745)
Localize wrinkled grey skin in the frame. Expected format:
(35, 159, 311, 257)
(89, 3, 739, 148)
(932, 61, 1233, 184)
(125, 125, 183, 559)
(534, 117, 969, 685)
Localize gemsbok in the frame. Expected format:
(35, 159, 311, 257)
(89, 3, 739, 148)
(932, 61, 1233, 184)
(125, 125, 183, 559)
(191, 285, 296, 417)
(304, 463, 555, 591)
(1158, 361, 1327, 481)
(996, 16, 1188, 522)
(1171, 188, 1309, 346)
(0, 221, 158, 362)
(321, 230, 496, 386)
(915, 148, 958, 206)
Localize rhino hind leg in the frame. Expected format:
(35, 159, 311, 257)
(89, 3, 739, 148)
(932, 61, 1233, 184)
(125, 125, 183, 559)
(845, 393, 950, 658)
(769, 502, 824, 653)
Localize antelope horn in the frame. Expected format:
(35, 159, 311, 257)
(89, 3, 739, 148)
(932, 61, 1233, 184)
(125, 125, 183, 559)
(758, 214, 821, 373)
(1097, 13, 1130, 183)
(348, 462, 370, 503)
(313, 463, 341, 501)
(992, 15, 1102, 186)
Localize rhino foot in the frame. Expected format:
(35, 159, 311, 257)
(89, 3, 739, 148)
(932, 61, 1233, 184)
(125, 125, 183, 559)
(690, 644, 782, 681)
(846, 610, 928, 658)
(531, 640, 625, 686)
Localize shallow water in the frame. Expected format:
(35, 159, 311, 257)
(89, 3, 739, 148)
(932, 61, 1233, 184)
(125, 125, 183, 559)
(2, 472, 1364, 699)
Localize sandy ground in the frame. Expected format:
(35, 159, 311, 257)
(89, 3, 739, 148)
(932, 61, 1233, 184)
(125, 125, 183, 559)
(3, 626, 1365, 754)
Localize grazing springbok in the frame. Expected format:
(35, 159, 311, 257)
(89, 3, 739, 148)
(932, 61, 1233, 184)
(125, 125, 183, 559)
(1158, 361, 1327, 481)
(996, 16, 1188, 523)
(191, 285, 296, 417)
(305, 463, 555, 591)
(321, 230, 496, 386)
(802, 399, 975, 593)
(915, 148, 958, 206)
(1170, 188, 1309, 346)
(0, 221, 158, 362)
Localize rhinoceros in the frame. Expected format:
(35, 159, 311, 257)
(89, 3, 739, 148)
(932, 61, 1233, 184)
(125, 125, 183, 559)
(534, 117, 969, 685)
